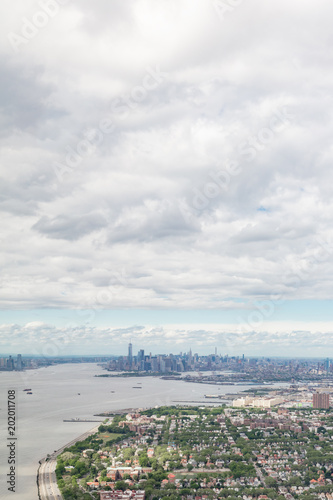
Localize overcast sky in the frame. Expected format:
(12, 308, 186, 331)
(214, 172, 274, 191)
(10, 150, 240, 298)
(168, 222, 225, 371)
(1, 0, 333, 356)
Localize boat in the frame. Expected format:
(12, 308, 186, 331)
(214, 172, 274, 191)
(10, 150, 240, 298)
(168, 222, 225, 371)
(27, 392, 33, 394)
(77, 393, 80, 395)
(132, 386, 142, 389)
(23, 388, 31, 391)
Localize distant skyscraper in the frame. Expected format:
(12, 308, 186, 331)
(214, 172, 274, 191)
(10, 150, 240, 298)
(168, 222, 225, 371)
(17, 354, 22, 371)
(128, 342, 133, 367)
(137, 349, 144, 364)
(313, 392, 330, 409)
(6, 356, 14, 371)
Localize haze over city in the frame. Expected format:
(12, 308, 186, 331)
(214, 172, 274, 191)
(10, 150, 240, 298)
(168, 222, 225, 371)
(1, 0, 333, 356)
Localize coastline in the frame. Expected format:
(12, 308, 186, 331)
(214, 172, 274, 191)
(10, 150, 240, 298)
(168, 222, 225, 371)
(36, 408, 146, 499)
(37, 423, 101, 500)
(35, 389, 280, 498)
(0, 362, 275, 499)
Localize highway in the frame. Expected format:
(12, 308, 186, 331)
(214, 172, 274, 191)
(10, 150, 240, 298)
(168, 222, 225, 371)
(39, 458, 62, 500)
(38, 423, 103, 500)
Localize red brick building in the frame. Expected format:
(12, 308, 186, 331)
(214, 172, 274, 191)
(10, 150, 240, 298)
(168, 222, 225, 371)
(313, 392, 330, 409)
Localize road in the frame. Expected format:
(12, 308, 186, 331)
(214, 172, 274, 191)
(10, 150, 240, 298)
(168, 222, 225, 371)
(39, 458, 62, 500)
(37, 423, 103, 500)
(254, 463, 267, 487)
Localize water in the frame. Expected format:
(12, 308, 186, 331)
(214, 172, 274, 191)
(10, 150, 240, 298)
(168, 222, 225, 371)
(0, 364, 287, 499)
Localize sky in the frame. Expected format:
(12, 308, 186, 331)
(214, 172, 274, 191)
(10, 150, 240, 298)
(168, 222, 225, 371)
(1, 0, 333, 356)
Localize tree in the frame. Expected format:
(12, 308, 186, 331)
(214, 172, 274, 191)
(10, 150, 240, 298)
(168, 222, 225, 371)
(266, 476, 278, 487)
(139, 455, 150, 467)
(115, 480, 127, 491)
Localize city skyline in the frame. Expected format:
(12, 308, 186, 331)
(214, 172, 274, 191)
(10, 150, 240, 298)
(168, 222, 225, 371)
(1, 350, 333, 376)
(0, 348, 332, 363)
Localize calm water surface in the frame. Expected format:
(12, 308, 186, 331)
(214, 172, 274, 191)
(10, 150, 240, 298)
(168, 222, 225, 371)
(0, 363, 287, 499)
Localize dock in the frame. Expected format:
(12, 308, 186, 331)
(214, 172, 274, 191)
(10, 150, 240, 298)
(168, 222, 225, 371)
(63, 418, 104, 422)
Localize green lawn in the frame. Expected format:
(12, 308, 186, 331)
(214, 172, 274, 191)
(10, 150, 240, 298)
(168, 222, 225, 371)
(99, 432, 123, 443)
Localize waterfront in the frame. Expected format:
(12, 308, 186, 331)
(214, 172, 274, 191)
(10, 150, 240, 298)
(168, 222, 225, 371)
(0, 363, 288, 499)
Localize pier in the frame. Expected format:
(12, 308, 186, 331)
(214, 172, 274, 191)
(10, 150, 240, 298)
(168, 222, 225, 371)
(63, 418, 104, 422)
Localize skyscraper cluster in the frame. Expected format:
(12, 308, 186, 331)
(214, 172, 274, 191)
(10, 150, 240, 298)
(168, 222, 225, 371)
(0, 354, 23, 371)
(105, 345, 233, 373)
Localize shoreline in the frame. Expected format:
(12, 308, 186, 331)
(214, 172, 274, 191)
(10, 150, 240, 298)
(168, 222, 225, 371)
(37, 422, 101, 500)
(36, 401, 223, 499)
(36, 407, 151, 499)
(35, 384, 285, 498)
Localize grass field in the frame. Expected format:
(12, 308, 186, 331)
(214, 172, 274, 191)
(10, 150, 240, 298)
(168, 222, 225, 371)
(99, 432, 123, 444)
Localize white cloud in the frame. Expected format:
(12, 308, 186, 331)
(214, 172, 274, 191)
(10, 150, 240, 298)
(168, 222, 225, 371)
(0, 321, 332, 357)
(1, 0, 333, 350)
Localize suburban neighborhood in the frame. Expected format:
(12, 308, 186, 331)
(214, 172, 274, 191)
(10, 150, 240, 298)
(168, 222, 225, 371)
(55, 403, 333, 500)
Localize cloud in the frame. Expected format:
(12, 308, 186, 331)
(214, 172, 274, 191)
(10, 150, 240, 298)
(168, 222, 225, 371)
(1, 0, 333, 342)
(32, 213, 107, 240)
(0, 57, 63, 136)
(0, 321, 333, 357)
